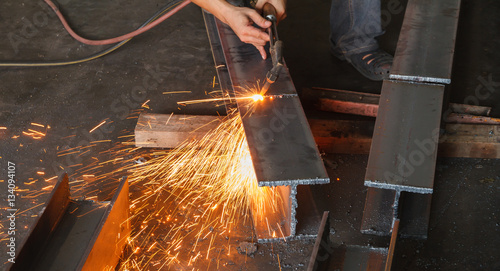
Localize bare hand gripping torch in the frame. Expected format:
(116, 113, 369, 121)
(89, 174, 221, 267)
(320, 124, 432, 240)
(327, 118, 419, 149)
(260, 3, 284, 96)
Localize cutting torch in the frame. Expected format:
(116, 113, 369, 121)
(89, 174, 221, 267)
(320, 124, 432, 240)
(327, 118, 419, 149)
(259, 3, 284, 96)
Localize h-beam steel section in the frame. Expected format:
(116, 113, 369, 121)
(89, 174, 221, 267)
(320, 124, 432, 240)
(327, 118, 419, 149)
(389, 0, 462, 84)
(203, 10, 328, 242)
(9, 174, 130, 271)
(362, 0, 460, 239)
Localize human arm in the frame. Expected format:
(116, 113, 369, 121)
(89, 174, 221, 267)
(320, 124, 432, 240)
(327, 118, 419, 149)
(191, 0, 285, 59)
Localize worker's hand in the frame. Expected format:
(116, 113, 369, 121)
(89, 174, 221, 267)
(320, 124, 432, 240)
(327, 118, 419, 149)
(221, 7, 272, 59)
(255, 0, 287, 22)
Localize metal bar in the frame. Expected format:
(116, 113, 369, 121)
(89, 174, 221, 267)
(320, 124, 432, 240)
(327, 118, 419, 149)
(9, 174, 71, 271)
(389, 0, 461, 84)
(203, 10, 328, 242)
(384, 219, 400, 271)
(78, 176, 131, 270)
(365, 80, 444, 193)
(207, 11, 329, 187)
(9, 174, 130, 270)
(307, 211, 330, 271)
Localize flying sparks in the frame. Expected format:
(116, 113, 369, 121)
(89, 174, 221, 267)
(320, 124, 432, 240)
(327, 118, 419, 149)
(116, 110, 283, 269)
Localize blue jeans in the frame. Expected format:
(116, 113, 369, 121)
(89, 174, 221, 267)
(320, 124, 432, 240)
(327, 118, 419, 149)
(330, 0, 383, 58)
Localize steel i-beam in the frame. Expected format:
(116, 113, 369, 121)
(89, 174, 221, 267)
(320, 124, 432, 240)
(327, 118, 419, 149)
(362, 0, 461, 239)
(203, 8, 329, 242)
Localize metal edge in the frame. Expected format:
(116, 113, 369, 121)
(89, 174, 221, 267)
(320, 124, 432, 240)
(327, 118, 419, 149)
(389, 74, 451, 85)
(258, 178, 330, 187)
(307, 211, 330, 271)
(78, 177, 131, 270)
(364, 181, 433, 194)
(9, 173, 71, 271)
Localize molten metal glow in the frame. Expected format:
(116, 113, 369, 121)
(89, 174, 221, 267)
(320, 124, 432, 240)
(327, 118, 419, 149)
(251, 94, 264, 101)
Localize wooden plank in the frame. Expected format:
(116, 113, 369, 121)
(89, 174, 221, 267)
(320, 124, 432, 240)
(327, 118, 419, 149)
(135, 113, 500, 158)
(302, 87, 380, 105)
(135, 113, 224, 148)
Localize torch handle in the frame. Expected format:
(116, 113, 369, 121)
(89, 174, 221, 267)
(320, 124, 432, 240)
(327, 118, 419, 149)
(262, 3, 277, 22)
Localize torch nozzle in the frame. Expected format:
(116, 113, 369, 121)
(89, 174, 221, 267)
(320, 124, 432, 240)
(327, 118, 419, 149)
(260, 81, 271, 96)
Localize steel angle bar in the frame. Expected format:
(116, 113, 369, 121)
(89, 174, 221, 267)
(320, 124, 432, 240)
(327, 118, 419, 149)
(389, 0, 461, 84)
(9, 174, 130, 271)
(365, 80, 444, 193)
(204, 12, 329, 187)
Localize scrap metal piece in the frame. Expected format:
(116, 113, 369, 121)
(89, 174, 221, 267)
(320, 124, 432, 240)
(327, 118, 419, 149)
(204, 11, 329, 187)
(389, 0, 461, 84)
(365, 80, 444, 194)
(307, 211, 330, 271)
(9, 174, 130, 271)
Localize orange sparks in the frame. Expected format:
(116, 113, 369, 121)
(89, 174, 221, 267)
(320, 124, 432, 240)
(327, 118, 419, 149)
(42, 185, 54, 190)
(141, 100, 151, 109)
(30, 122, 45, 128)
(89, 120, 107, 133)
(162, 91, 192, 95)
(45, 176, 57, 182)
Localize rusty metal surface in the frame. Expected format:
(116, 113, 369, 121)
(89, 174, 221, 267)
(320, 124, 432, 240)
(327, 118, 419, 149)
(9, 175, 130, 271)
(205, 11, 329, 187)
(365, 80, 444, 193)
(389, 0, 461, 84)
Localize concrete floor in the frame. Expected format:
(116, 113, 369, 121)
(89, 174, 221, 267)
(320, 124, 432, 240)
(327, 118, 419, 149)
(1, 0, 499, 270)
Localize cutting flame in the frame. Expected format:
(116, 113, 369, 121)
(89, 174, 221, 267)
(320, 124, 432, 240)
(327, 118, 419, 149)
(251, 94, 264, 102)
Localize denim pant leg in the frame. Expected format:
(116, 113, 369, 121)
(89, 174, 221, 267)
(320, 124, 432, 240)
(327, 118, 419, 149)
(330, 0, 384, 58)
